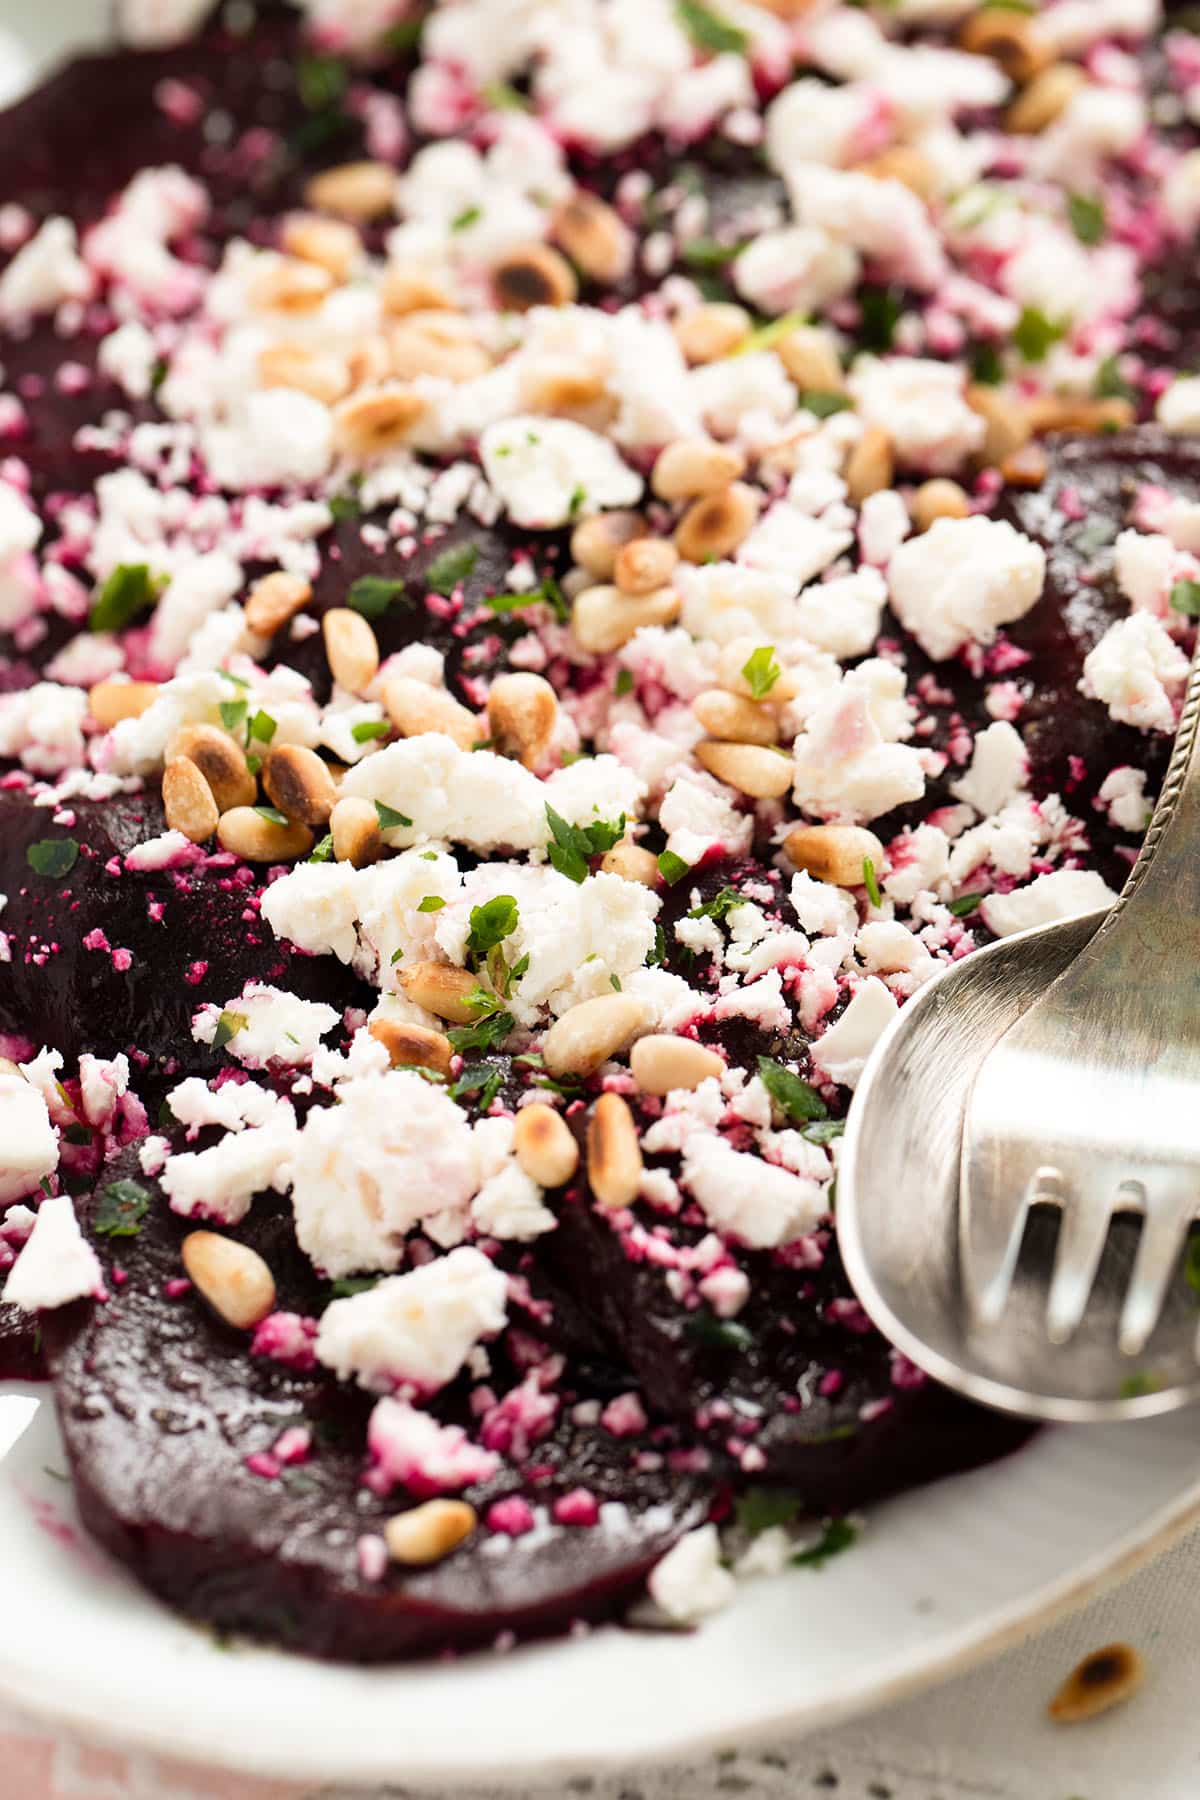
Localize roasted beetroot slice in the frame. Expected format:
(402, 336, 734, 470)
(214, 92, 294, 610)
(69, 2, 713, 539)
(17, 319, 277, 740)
(0, 1302, 43, 1381)
(42, 1154, 713, 1662)
(0, 788, 372, 1074)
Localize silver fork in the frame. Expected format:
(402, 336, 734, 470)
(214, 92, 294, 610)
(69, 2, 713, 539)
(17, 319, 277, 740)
(961, 644, 1200, 1365)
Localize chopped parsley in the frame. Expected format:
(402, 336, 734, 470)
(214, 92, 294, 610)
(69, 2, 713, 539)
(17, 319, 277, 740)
(969, 341, 1005, 386)
(417, 894, 445, 912)
(544, 804, 626, 884)
(328, 1274, 382, 1301)
(480, 80, 530, 112)
(347, 575, 407, 618)
(688, 885, 744, 925)
(26, 838, 79, 878)
(219, 698, 248, 736)
(680, 238, 746, 269)
(800, 390, 853, 419)
(1067, 192, 1106, 246)
(615, 669, 635, 697)
(425, 541, 478, 596)
(857, 285, 901, 352)
(647, 922, 667, 967)
(211, 1008, 249, 1051)
(757, 1055, 828, 1125)
(947, 892, 985, 918)
(309, 834, 334, 863)
(1185, 1236, 1200, 1295)
(375, 801, 412, 829)
(253, 804, 290, 826)
(447, 1010, 515, 1053)
(862, 857, 882, 908)
(735, 1490, 801, 1537)
(1012, 306, 1067, 364)
(451, 204, 482, 232)
(483, 577, 570, 625)
(466, 894, 520, 959)
(792, 1517, 859, 1569)
(685, 1311, 754, 1353)
(675, 0, 747, 55)
(248, 709, 276, 744)
(802, 1118, 846, 1146)
(1094, 353, 1137, 402)
(736, 308, 806, 356)
(742, 644, 782, 699)
(448, 1060, 506, 1111)
(1170, 578, 1200, 616)
(328, 486, 363, 523)
(93, 1179, 151, 1238)
(89, 563, 167, 634)
(296, 52, 348, 111)
(351, 719, 391, 743)
(657, 849, 690, 885)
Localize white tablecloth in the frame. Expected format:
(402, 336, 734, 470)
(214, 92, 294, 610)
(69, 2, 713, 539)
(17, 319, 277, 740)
(4, 1524, 1198, 1800)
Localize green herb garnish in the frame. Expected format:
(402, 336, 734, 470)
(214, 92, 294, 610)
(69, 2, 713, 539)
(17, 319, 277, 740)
(347, 576, 407, 618)
(212, 1008, 249, 1051)
(947, 892, 985, 918)
(735, 1490, 801, 1537)
(417, 894, 445, 912)
(466, 894, 520, 960)
(685, 1311, 754, 1353)
(615, 669, 635, 696)
(969, 341, 1005, 386)
(857, 285, 902, 352)
(219, 698, 248, 736)
(448, 1061, 505, 1111)
(447, 1010, 515, 1053)
(351, 719, 391, 744)
(862, 857, 882, 908)
(1067, 192, 1106, 246)
(309, 834, 334, 863)
(657, 849, 690, 886)
(1170, 578, 1200, 616)
(26, 838, 79, 878)
(742, 645, 781, 700)
(375, 801, 412, 829)
(792, 1517, 858, 1568)
(544, 804, 626, 884)
(1013, 305, 1067, 364)
(89, 564, 166, 634)
(253, 804, 289, 826)
(93, 1178, 151, 1238)
(757, 1055, 828, 1125)
(484, 577, 570, 626)
(675, 0, 748, 54)
(451, 204, 482, 232)
(248, 709, 276, 744)
(800, 390, 853, 419)
(425, 542, 478, 596)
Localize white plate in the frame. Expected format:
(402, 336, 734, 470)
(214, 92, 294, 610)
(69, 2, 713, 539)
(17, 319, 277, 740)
(4, 6, 1200, 1787)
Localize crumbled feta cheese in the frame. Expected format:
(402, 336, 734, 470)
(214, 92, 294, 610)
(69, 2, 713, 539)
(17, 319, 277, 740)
(0, 1074, 59, 1206)
(1156, 378, 1200, 434)
(261, 861, 363, 963)
(792, 665, 926, 823)
(849, 356, 985, 473)
(733, 226, 859, 318)
(677, 561, 800, 645)
(888, 516, 1045, 661)
(3, 1196, 103, 1313)
(315, 1245, 508, 1393)
(811, 978, 898, 1089)
(789, 167, 947, 293)
(203, 389, 334, 491)
(950, 721, 1028, 817)
(471, 1163, 555, 1241)
(340, 735, 548, 852)
(1080, 614, 1189, 733)
(659, 769, 753, 864)
(480, 416, 641, 528)
(790, 871, 858, 937)
(737, 502, 854, 589)
(166, 1077, 287, 1135)
(682, 1133, 824, 1248)
(1114, 529, 1177, 619)
(0, 217, 90, 322)
(1097, 766, 1150, 833)
(366, 1396, 500, 1497)
(982, 869, 1118, 938)
(648, 1524, 736, 1623)
(795, 568, 888, 660)
(192, 984, 339, 1068)
(160, 1112, 297, 1225)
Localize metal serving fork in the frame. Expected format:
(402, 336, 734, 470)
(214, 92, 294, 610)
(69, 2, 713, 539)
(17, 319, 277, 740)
(962, 644, 1200, 1373)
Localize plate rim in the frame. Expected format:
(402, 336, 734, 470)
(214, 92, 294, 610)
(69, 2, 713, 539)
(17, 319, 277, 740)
(0, 1457, 1198, 1787)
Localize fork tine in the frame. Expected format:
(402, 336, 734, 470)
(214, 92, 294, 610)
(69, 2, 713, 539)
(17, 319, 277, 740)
(1119, 1201, 1195, 1357)
(961, 1164, 1045, 1325)
(1045, 1185, 1115, 1345)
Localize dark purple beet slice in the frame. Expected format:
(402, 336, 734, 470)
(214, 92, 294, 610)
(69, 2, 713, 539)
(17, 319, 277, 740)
(43, 1148, 712, 1661)
(0, 786, 372, 1075)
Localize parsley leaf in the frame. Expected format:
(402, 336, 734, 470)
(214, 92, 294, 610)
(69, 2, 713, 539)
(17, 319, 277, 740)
(800, 390, 852, 419)
(309, 833, 334, 863)
(425, 542, 478, 596)
(857, 285, 901, 352)
(1170, 579, 1200, 616)
(481, 80, 530, 112)
(448, 1061, 506, 1111)
(26, 838, 79, 878)
(1094, 353, 1137, 402)
(802, 1118, 846, 1146)
(328, 1275, 381, 1301)
(1067, 192, 1106, 246)
(417, 894, 445, 912)
(254, 805, 289, 826)
(615, 669, 635, 696)
(544, 804, 626, 884)
(89, 564, 167, 634)
(675, 0, 748, 54)
(447, 1010, 515, 1053)
(947, 892, 985, 918)
(688, 886, 744, 925)
(351, 719, 390, 744)
(680, 238, 746, 269)
(219, 698, 248, 736)
(1013, 306, 1066, 364)
(862, 857, 882, 908)
(347, 576, 407, 619)
(93, 1178, 151, 1238)
(685, 1311, 754, 1353)
(212, 1009, 249, 1051)
(735, 309, 806, 356)
(248, 709, 276, 744)
(484, 577, 570, 626)
(757, 1055, 828, 1125)
(451, 204, 482, 232)
(375, 801, 412, 829)
(792, 1517, 858, 1569)
(466, 894, 519, 959)
(657, 849, 689, 885)
(969, 341, 1005, 386)
(735, 1490, 801, 1537)
(742, 645, 781, 699)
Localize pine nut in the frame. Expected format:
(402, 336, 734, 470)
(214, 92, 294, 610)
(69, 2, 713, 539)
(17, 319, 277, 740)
(304, 160, 396, 221)
(630, 1034, 724, 1096)
(165, 724, 256, 812)
(398, 960, 485, 1024)
(520, 364, 611, 416)
(87, 678, 158, 729)
(695, 739, 793, 799)
(330, 795, 382, 869)
(586, 1091, 643, 1211)
(959, 7, 1051, 83)
(249, 257, 334, 314)
(844, 426, 894, 504)
(773, 325, 845, 394)
(965, 385, 1032, 466)
(368, 1018, 453, 1077)
(384, 676, 480, 750)
(692, 689, 778, 746)
(1000, 443, 1049, 488)
(652, 438, 746, 502)
(333, 384, 427, 457)
(381, 270, 458, 315)
(599, 839, 660, 886)
(217, 807, 314, 863)
(857, 145, 937, 202)
(783, 823, 884, 888)
(912, 478, 971, 532)
(1048, 1644, 1144, 1724)
(323, 607, 380, 695)
(280, 211, 361, 280)
(674, 483, 760, 563)
(550, 192, 634, 284)
(162, 756, 219, 844)
(344, 335, 393, 390)
(1024, 395, 1135, 436)
(258, 341, 350, 406)
(492, 243, 577, 311)
(262, 744, 338, 826)
(1007, 62, 1086, 134)
(182, 1230, 276, 1329)
(614, 537, 679, 597)
(673, 303, 750, 365)
(486, 672, 558, 769)
(390, 313, 490, 383)
(244, 570, 312, 638)
(542, 993, 648, 1078)
(570, 509, 645, 579)
(384, 1499, 477, 1566)
(513, 1101, 580, 1188)
(572, 584, 681, 654)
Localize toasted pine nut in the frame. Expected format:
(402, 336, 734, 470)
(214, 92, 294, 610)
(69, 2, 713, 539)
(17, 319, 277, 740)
(912, 478, 972, 532)
(586, 1092, 643, 1211)
(965, 384, 1032, 466)
(513, 1102, 580, 1187)
(280, 212, 361, 280)
(959, 7, 1051, 83)
(398, 960, 486, 1024)
(630, 1034, 724, 1096)
(384, 675, 480, 750)
(330, 796, 382, 869)
(844, 426, 894, 504)
(492, 243, 577, 311)
(674, 483, 760, 563)
(258, 341, 350, 406)
(381, 269, 458, 316)
(343, 335, 393, 390)
(550, 192, 635, 285)
(783, 823, 884, 888)
(652, 437, 746, 502)
(368, 1018, 453, 1077)
(857, 146, 937, 202)
(162, 756, 219, 844)
(570, 509, 645, 579)
(1000, 443, 1049, 488)
(1024, 395, 1135, 436)
(244, 571, 313, 638)
(520, 364, 611, 416)
(692, 689, 778, 746)
(1048, 1644, 1145, 1724)
(304, 160, 396, 221)
(1005, 62, 1085, 135)
(217, 807, 314, 863)
(773, 325, 845, 394)
(486, 672, 558, 769)
(390, 312, 490, 384)
(614, 537, 679, 597)
(333, 384, 427, 458)
(571, 584, 681, 654)
(542, 993, 648, 1078)
(165, 724, 256, 813)
(695, 739, 793, 799)
(599, 839, 660, 886)
(262, 744, 338, 826)
(673, 303, 750, 365)
(323, 607, 380, 695)
(249, 256, 334, 314)
(182, 1230, 276, 1329)
(385, 1499, 476, 1566)
(87, 678, 158, 729)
